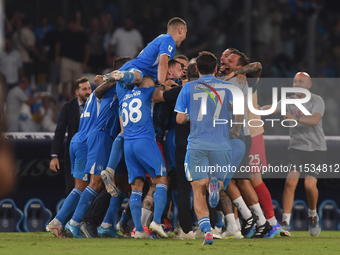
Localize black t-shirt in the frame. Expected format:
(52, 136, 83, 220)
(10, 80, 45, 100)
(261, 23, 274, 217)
(163, 85, 190, 147)
(59, 30, 89, 63)
(43, 29, 63, 61)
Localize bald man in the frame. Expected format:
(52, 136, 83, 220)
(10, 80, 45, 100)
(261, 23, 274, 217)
(261, 72, 327, 237)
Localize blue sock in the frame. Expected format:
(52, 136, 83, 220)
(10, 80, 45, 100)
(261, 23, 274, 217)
(120, 71, 137, 85)
(153, 184, 168, 224)
(198, 217, 211, 233)
(121, 210, 131, 224)
(172, 189, 179, 228)
(216, 211, 224, 229)
(56, 188, 82, 225)
(107, 133, 124, 170)
(130, 190, 143, 232)
(71, 186, 98, 223)
(103, 190, 127, 225)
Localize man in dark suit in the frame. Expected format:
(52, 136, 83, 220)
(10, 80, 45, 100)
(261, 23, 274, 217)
(49, 79, 92, 194)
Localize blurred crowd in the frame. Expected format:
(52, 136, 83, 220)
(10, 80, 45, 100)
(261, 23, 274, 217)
(1, 0, 339, 134)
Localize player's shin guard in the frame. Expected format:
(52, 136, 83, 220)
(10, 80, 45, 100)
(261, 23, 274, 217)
(71, 186, 98, 224)
(153, 184, 168, 224)
(107, 133, 124, 171)
(198, 217, 211, 233)
(103, 189, 128, 226)
(55, 188, 82, 225)
(120, 71, 137, 85)
(130, 191, 143, 232)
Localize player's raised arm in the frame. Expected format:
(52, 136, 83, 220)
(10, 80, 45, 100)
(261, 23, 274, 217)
(157, 54, 170, 84)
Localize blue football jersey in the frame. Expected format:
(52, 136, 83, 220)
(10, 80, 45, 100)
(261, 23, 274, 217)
(122, 34, 176, 82)
(88, 86, 120, 138)
(72, 92, 100, 143)
(121, 86, 157, 140)
(175, 75, 233, 151)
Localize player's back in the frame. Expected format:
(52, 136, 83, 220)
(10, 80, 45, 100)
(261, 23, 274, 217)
(127, 34, 176, 79)
(72, 92, 99, 143)
(179, 75, 233, 151)
(88, 86, 120, 139)
(121, 85, 156, 140)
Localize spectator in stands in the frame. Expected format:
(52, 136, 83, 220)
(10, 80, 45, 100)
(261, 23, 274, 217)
(56, 18, 90, 102)
(11, 16, 41, 82)
(87, 17, 106, 74)
(6, 77, 41, 132)
(34, 16, 54, 52)
(108, 17, 143, 59)
(43, 15, 66, 98)
(34, 93, 58, 132)
(0, 36, 25, 91)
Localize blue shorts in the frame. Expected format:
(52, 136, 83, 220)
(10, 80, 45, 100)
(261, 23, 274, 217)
(119, 61, 157, 82)
(223, 139, 246, 190)
(69, 141, 89, 181)
(164, 128, 176, 172)
(124, 138, 166, 184)
(185, 149, 231, 182)
(85, 131, 114, 176)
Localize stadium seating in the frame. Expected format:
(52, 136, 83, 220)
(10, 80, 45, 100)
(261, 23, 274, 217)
(0, 199, 23, 232)
(318, 200, 340, 231)
(23, 199, 52, 232)
(55, 198, 65, 214)
(272, 199, 283, 221)
(290, 200, 309, 231)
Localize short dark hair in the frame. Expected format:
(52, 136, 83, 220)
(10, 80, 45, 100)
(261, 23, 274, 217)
(232, 51, 250, 66)
(114, 57, 132, 70)
(174, 54, 189, 62)
(167, 17, 186, 30)
(168, 59, 182, 68)
(187, 59, 199, 81)
(196, 51, 217, 75)
(74, 77, 89, 90)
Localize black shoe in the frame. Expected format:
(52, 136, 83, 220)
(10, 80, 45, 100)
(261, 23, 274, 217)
(252, 221, 272, 238)
(241, 213, 258, 237)
(80, 222, 99, 238)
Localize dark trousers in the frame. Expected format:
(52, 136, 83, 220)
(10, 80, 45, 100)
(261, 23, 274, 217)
(175, 145, 193, 233)
(82, 189, 111, 226)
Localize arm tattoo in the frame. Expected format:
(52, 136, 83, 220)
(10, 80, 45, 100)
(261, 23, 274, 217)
(94, 81, 116, 99)
(234, 62, 262, 78)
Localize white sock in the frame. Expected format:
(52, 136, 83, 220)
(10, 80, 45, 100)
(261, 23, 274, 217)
(232, 196, 252, 219)
(141, 208, 153, 226)
(52, 218, 62, 225)
(268, 216, 277, 226)
(101, 222, 112, 228)
(236, 218, 241, 230)
(70, 219, 80, 226)
(282, 213, 291, 225)
(225, 213, 239, 233)
(249, 203, 266, 226)
(308, 209, 317, 217)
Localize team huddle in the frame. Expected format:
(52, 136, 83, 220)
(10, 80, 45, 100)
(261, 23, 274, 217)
(46, 17, 327, 245)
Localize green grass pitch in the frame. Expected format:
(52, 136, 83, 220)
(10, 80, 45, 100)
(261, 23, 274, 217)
(1, 231, 340, 255)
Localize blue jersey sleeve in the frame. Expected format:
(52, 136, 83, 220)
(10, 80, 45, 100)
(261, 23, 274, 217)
(159, 36, 176, 58)
(174, 85, 189, 114)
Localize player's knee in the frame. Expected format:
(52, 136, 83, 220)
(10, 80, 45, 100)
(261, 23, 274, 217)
(285, 178, 298, 190)
(153, 176, 168, 186)
(304, 178, 317, 193)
